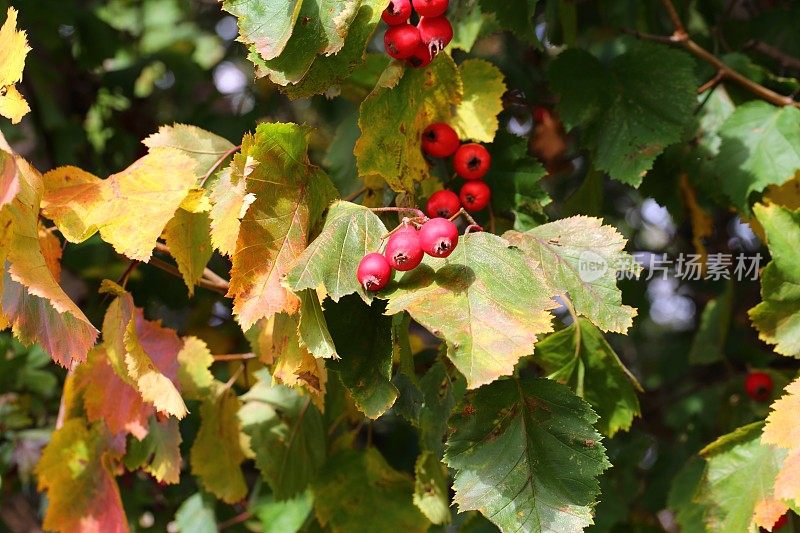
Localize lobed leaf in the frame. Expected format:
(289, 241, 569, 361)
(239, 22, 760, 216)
(177, 335, 215, 401)
(384, 232, 554, 389)
(0, 8, 31, 123)
(504, 215, 638, 334)
(763, 377, 800, 508)
(228, 123, 337, 330)
(534, 318, 642, 437)
(451, 59, 507, 143)
(124, 417, 182, 484)
(444, 377, 610, 532)
(271, 311, 328, 411)
(222, 0, 303, 61)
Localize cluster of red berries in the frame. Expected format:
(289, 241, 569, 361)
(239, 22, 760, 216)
(357, 217, 460, 292)
(421, 123, 492, 216)
(744, 371, 773, 402)
(382, 0, 453, 68)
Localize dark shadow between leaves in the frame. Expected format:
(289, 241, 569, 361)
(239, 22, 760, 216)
(435, 264, 476, 293)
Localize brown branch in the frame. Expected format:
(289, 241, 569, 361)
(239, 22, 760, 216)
(218, 511, 252, 530)
(642, 0, 800, 108)
(745, 40, 800, 72)
(148, 256, 229, 295)
(153, 242, 231, 294)
(697, 70, 724, 94)
(213, 353, 256, 362)
(343, 186, 367, 203)
(198, 144, 241, 188)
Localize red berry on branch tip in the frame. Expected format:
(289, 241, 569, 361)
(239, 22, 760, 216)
(357, 253, 393, 291)
(454, 143, 491, 180)
(417, 16, 453, 56)
(421, 123, 460, 158)
(419, 217, 459, 258)
(385, 226, 424, 271)
(460, 181, 491, 212)
(426, 190, 461, 218)
(384, 24, 421, 59)
(412, 0, 449, 17)
(382, 0, 412, 25)
(745, 371, 773, 402)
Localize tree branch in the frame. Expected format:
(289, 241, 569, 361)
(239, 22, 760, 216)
(626, 0, 800, 108)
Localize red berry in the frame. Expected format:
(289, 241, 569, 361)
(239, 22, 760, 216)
(460, 181, 491, 212)
(412, 0, 449, 17)
(417, 16, 453, 55)
(745, 371, 773, 402)
(419, 218, 459, 258)
(406, 42, 432, 68)
(384, 24, 421, 59)
(454, 143, 491, 180)
(533, 106, 550, 123)
(382, 0, 412, 25)
(773, 513, 789, 531)
(422, 123, 460, 158)
(385, 226, 424, 271)
(426, 190, 461, 218)
(357, 253, 393, 291)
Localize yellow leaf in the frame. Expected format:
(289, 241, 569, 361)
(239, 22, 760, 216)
(42, 149, 197, 261)
(0, 8, 31, 124)
(179, 188, 212, 212)
(177, 336, 215, 400)
(162, 208, 213, 296)
(763, 377, 800, 505)
(0, 132, 19, 206)
(209, 163, 256, 257)
(272, 312, 327, 412)
(190, 382, 248, 503)
(38, 225, 61, 281)
(36, 419, 129, 533)
(1, 154, 98, 367)
(451, 59, 507, 143)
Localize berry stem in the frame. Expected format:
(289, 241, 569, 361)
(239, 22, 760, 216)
(381, 217, 426, 240)
(449, 207, 478, 227)
(371, 206, 427, 218)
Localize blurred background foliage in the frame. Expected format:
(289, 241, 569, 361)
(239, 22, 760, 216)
(1, 0, 799, 531)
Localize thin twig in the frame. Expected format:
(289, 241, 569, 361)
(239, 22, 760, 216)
(55, 362, 77, 430)
(213, 353, 256, 362)
(117, 260, 139, 289)
(370, 206, 427, 218)
(620, 27, 675, 44)
(487, 204, 497, 234)
(697, 70, 724, 94)
(745, 40, 800, 72)
(147, 257, 229, 295)
(198, 145, 241, 188)
(218, 511, 252, 530)
(222, 364, 245, 391)
(634, 0, 800, 108)
(343, 186, 367, 203)
(449, 207, 478, 227)
(153, 242, 230, 293)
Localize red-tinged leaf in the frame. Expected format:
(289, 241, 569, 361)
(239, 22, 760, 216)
(36, 419, 129, 533)
(227, 123, 337, 330)
(1, 155, 98, 367)
(0, 134, 19, 207)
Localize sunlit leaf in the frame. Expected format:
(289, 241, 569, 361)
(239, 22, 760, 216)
(143, 123, 235, 178)
(271, 311, 328, 410)
(124, 417, 182, 484)
(444, 377, 609, 532)
(763, 377, 800, 507)
(384, 232, 554, 389)
(355, 54, 462, 193)
(222, 0, 303, 61)
(451, 59, 506, 143)
(177, 335, 215, 401)
(413, 451, 451, 525)
(175, 493, 217, 533)
(163, 209, 213, 296)
(297, 289, 337, 359)
(228, 123, 337, 330)
(0, 8, 31, 124)
(209, 158, 256, 257)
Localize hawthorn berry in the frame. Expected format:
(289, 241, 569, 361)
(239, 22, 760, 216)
(384, 24, 421, 59)
(422, 123, 460, 158)
(357, 253, 393, 291)
(454, 143, 491, 180)
(417, 16, 453, 55)
(744, 371, 773, 402)
(412, 0, 449, 17)
(384, 226, 424, 271)
(426, 190, 461, 218)
(382, 0, 412, 25)
(460, 181, 491, 212)
(419, 217, 459, 258)
(407, 42, 433, 68)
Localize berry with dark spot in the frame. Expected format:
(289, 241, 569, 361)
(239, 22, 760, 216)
(454, 143, 491, 180)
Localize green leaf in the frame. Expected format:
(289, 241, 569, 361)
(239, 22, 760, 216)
(297, 289, 337, 359)
(190, 382, 248, 504)
(142, 123, 235, 178)
(413, 451, 451, 525)
(478, 0, 538, 42)
(689, 283, 733, 365)
(749, 204, 800, 356)
(715, 102, 800, 211)
(313, 448, 430, 532)
(444, 377, 610, 532)
(254, 491, 313, 533)
(284, 201, 387, 304)
(177, 336, 215, 401)
(548, 43, 696, 186)
(355, 54, 462, 193)
(124, 417, 182, 484)
(534, 318, 642, 437)
(239, 369, 326, 499)
(418, 359, 465, 455)
(450, 0, 492, 52)
(324, 295, 398, 418)
(228, 123, 338, 330)
(697, 424, 786, 532)
(482, 130, 550, 230)
(282, 0, 385, 100)
(246, 0, 364, 86)
(163, 209, 213, 296)
(175, 493, 218, 533)
(222, 0, 303, 61)
(451, 59, 506, 143)
(667, 457, 709, 533)
(385, 232, 554, 389)
(505, 216, 638, 334)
